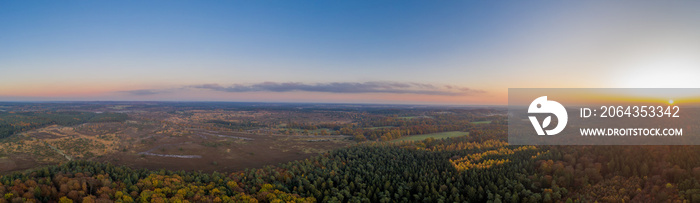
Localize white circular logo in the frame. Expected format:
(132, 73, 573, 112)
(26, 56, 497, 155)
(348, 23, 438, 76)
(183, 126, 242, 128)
(528, 96, 568, 135)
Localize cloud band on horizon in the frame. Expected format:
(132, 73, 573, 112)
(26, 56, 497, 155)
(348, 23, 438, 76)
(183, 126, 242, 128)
(123, 81, 485, 96)
(189, 82, 483, 96)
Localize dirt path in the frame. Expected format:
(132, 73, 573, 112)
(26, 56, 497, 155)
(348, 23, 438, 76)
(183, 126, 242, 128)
(43, 141, 73, 161)
(199, 132, 254, 140)
(138, 143, 202, 159)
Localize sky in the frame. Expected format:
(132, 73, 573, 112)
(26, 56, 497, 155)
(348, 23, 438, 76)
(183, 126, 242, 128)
(2, 1, 700, 105)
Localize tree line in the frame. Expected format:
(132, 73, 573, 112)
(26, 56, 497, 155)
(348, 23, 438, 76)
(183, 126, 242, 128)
(0, 111, 127, 139)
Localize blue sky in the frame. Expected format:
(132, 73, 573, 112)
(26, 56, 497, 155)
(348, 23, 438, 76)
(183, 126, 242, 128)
(2, 1, 700, 104)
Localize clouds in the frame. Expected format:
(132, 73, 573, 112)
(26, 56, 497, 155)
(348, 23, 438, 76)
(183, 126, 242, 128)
(188, 82, 484, 96)
(122, 81, 484, 96)
(121, 89, 163, 96)
(119, 81, 486, 96)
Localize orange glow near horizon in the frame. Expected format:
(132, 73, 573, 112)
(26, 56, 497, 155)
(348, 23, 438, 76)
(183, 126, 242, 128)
(6, 84, 700, 106)
(0, 84, 508, 105)
(0, 84, 131, 97)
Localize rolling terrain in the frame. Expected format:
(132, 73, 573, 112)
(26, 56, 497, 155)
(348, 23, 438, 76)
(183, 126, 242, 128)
(2, 102, 697, 202)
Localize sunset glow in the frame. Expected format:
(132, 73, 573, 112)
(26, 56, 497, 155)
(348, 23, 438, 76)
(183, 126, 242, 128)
(2, 1, 700, 104)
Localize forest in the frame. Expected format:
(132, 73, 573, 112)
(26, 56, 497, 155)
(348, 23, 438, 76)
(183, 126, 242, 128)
(3, 120, 699, 202)
(0, 124, 551, 203)
(0, 103, 698, 202)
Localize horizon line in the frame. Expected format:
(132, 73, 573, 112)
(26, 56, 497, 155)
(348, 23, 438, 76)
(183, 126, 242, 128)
(0, 100, 506, 107)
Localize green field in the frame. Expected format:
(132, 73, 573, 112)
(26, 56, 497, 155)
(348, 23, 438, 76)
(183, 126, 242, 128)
(471, 120, 492, 124)
(390, 131, 469, 142)
(288, 128, 334, 134)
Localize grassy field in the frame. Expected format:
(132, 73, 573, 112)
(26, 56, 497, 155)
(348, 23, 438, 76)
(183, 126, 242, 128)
(288, 128, 334, 135)
(471, 120, 492, 124)
(390, 131, 469, 142)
